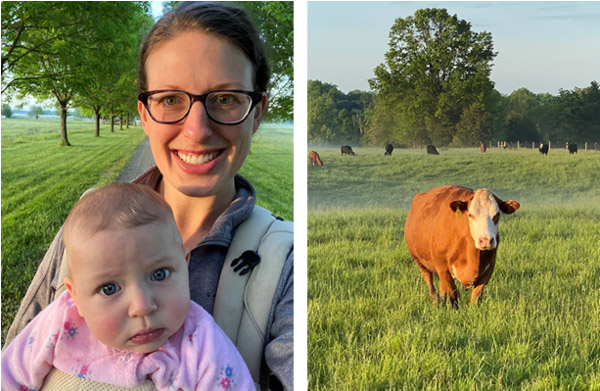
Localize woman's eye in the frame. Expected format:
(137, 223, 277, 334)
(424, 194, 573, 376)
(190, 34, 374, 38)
(100, 283, 120, 296)
(152, 269, 170, 281)
(216, 95, 234, 105)
(163, 96, 179, 106)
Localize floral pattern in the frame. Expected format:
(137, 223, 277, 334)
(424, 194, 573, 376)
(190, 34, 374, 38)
(187, 325, 198, 344)
(74, 364, 91, 379)
(217, 365, 236, 389)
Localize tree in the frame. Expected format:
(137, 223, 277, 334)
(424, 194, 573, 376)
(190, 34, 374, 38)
(1, 104, 13, 118)
(368, 8, 497, 146)
(2, 2, 151, 145)
(504, 88, 539, 142)
(453, 102, 492, 146)
(28, 104, 44, 119)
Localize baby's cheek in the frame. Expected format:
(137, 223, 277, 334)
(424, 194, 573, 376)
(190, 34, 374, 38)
(87, 312, 125, 349)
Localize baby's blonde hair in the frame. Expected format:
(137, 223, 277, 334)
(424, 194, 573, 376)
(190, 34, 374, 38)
(63, 183, 182, 260)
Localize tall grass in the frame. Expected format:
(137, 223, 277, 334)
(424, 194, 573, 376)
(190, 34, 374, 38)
(1, 119, 293, 344)
(308, 146, 600, 389)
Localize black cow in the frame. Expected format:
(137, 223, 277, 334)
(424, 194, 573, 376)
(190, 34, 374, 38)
(341, 145, 355, 155)
(385, 144, 394, 156)
(568, 143, 578, 154)
(539, 143, 549, 155)
(427, 144, 439, 155)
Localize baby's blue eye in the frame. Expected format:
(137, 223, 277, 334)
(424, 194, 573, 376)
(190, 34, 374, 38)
(100, 283, 119, 296)
(152, 269, 170, 281)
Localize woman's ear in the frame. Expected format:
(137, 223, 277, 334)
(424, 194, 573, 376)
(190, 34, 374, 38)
(64, 276, 84, 317)
(138, 101, 150, 136)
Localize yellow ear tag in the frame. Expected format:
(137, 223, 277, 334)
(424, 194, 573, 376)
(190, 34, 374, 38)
(455, 209, 463, 218)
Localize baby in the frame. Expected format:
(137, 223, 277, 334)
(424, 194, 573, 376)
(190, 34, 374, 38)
(1, 183, 253, 390)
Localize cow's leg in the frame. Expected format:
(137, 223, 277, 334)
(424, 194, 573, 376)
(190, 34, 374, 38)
(412, 258, 439, 303)
(471, 284, 486, 305)
(438, 270, 459, 309)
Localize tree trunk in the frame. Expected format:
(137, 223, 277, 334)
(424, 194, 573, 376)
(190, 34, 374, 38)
(94, 106, 101, 137)
(119, 115, 123, 130)
(59, 102, 70, 146)
(110, 112, 115, 133)
(126, 112, 130, 129)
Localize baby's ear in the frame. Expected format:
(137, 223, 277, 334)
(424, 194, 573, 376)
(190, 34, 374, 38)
(64, 276, 84, 317)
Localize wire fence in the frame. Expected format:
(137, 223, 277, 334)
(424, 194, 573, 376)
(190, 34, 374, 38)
(490, 141, 600, 152)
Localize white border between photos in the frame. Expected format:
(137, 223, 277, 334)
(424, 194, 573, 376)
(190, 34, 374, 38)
(293, 0, 308, 390)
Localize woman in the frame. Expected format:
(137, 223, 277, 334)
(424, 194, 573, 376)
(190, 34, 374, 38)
(5, 2, 293, 390)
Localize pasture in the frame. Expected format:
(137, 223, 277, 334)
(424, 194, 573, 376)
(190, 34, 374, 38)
(308, 146, 600, 389)
(1, 119, 293, 345)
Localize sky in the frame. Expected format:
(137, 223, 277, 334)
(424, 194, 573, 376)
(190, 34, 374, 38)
(308, 1, 600, 96)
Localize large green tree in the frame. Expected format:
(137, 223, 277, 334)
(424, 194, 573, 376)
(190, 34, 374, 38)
(368, 8, 497, 146)
(1, 2, 151, 145)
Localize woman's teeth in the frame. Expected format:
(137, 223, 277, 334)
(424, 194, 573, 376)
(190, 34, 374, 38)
(177, 151, 218, 165)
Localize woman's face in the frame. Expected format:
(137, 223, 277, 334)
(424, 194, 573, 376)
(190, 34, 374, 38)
(139, 31, 266, 199)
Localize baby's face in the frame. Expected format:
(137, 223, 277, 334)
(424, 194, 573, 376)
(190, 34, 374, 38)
(66, 221, 190, 353)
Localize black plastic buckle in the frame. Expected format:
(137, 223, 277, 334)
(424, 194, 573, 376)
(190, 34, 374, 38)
(231, 250, 261, 276)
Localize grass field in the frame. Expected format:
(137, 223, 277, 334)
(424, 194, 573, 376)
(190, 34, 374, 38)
(1, 119, 293, 345)
(308, 146, 600, 389)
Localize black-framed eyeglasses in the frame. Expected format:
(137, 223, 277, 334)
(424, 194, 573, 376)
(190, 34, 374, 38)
(138, 89, 263, 125)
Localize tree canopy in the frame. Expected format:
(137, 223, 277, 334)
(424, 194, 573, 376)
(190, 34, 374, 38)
(368, 8, 497, 146)
(1, 2, 152, 145)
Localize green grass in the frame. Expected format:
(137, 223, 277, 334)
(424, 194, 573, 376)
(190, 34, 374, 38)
(1, 119, 293, 345)
(240, 123, 293, 221)
(308, 146, 600, 389)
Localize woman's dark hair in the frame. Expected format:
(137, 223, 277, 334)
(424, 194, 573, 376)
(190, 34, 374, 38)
(138, 1, 270, 93)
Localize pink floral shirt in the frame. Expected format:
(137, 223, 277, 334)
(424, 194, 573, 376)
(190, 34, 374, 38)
(1, 291, 254, 391)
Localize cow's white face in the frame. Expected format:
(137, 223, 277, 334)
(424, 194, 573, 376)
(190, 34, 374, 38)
(467, 189, 501, 250)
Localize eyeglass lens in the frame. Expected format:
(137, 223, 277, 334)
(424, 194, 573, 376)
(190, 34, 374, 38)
(146, 91, 254, 124)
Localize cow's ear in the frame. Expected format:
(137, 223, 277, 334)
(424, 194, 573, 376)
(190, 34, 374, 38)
(499, 200, 520, 214)
(449, 200, 468, 213)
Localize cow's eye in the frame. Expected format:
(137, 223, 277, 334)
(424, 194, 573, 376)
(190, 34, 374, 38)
(468, 213, 474, 219)
(493, 213, 500, 224)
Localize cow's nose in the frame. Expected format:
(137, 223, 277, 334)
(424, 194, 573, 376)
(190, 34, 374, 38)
(478, 237, 495, 249)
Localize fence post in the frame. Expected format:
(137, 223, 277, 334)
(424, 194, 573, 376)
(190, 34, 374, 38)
(517, 141, 520, 150)
(585, 142, 588, 152)
(549, 141, 551, 150)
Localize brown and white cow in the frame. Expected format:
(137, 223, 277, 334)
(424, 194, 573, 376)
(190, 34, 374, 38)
(309, 150, 323, 166)
(404, 185, 520, 308)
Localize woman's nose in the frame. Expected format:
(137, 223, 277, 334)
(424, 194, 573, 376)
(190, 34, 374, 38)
(182, 99, 213, 141)
(128, 286, 158, 318)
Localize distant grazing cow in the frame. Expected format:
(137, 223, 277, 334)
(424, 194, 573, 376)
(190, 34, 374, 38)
(404, 185, 520, 308)
(341, 145, 355, 155)
(539, 143, 549, 155)
(568, 143, 578, 154)
(426, 144, 439, 155)
(385, 144, 394, 156)
(309, 150, 323, 166)
(480, 143, 487, 153)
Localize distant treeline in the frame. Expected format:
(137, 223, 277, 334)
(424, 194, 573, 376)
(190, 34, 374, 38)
(308, 80, 600, 147)
(308, 8, 599, 148)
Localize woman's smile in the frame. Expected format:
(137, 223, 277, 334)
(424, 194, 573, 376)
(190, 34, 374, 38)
(172, 148, 225, 175)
